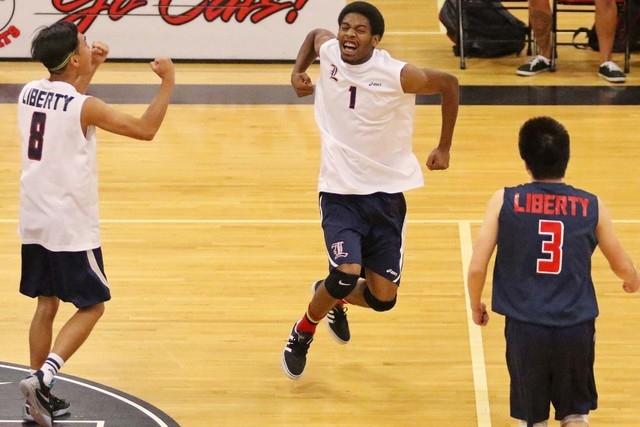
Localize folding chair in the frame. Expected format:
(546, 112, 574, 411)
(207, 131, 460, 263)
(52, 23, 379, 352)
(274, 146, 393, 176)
(550, 0, 630, 72)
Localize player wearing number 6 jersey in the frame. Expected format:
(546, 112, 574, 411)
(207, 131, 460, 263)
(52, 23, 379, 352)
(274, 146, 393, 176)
(282, 1, 459, 380)
(467, 116, 640, 427)
(17, 22, 174, 427)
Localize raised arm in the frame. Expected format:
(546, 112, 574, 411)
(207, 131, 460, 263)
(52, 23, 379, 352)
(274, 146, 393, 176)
(290, 29, 335, 97)
(81, 57, 175, 141)
(595, 198, 640, 292)
(400, 63, 459, 170)
(74, 41, 110, 94)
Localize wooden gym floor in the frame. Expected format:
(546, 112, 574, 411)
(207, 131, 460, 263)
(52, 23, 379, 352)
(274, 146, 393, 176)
(0, 0, 639, 426)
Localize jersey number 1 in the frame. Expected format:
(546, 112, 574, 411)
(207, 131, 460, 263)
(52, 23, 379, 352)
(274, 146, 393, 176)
(348, 86, 357, 109)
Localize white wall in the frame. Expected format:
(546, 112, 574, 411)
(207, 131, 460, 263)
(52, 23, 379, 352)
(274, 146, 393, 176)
(0, 0, 346, 60)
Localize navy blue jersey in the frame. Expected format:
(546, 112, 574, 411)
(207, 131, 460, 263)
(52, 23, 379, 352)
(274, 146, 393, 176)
(492, 182, 599, 326)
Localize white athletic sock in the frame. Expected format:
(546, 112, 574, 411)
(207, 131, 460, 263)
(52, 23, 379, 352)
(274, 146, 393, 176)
(561, 414, 589, 426)
(40, 353, 65, 387)
(519, 420, 548, 427)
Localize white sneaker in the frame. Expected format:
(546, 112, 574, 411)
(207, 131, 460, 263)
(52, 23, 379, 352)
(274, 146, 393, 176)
(19, 371, 53, 427)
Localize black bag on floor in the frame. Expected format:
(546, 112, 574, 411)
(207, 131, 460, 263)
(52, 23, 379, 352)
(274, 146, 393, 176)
(439, 0, 528, 58)
(583, 0, 640, 52)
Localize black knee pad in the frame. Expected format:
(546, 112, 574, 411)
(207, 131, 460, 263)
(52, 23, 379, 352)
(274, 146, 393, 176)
(363, 287, 397, 312)
(324, 270, 359, 300)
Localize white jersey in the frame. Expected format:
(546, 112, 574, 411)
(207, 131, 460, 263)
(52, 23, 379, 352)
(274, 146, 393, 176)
(18, 79, 100, 251)
(315, 38, 423, 195)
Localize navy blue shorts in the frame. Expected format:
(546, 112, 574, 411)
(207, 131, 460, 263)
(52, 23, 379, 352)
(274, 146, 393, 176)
(505, 318, 597, 424)
(319, 192, 406, 283)
(20, 244, 111, 308)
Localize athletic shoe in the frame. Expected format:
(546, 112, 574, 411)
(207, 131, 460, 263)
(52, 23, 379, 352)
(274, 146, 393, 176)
(598, 61, 626, 83)
(19, 370, 53, 427)
(282, 323, 314, 379)
(326, 305, 350, 344)
(312, 280, 351, 344)
(23, 393, 70, 422)
(516, 55, 551, 76)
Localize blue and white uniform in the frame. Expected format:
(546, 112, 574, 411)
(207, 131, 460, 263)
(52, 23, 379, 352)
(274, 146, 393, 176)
(18, 79, 110, 307)
(314, 38, 421, 281)
(18, 79, 100, 252)
(315, 38, 422, 195)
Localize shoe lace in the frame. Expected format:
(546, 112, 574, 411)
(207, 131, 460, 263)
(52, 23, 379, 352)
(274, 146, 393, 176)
(49, 394, 67, 410)
(602, 61, 622, 72)
(328, 305, 348, 323)
(286, 330, 313, 355)
(528, 55, 548, 69)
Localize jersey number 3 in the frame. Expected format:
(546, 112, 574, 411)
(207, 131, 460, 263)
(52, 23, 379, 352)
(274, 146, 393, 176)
(537, 219, 564, 274)
(28, 111, 47, 161)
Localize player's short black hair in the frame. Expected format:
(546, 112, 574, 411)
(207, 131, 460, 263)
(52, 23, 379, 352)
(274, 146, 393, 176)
(338, 1, 385, 38)
(31, 21, 79, 73)
(518, 116, 570, 180)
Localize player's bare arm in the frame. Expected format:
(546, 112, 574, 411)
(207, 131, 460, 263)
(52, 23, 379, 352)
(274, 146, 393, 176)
(291, 29, 335, 97)
(75, 41, 109, 94)
(595, 198, 640, 292)
(401, 64, 459, 170)
(467, 189, 503, 325)
(81, 57, 175, 140)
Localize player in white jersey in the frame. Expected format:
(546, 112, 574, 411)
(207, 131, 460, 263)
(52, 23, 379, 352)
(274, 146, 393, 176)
(282, 1, 459, 379)
(17, 22, 175, 427)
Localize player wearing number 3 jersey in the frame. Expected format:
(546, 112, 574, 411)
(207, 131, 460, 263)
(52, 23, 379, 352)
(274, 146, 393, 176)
(467, 116, 640, 427)
(495, 184, 599, 326)
(16, 21, 174, 427)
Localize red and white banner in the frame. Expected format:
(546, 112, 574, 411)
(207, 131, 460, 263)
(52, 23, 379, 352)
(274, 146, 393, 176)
(0, 0, 345, 60)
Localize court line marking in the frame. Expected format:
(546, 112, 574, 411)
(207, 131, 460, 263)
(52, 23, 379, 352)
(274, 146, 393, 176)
(387, 30, 445, 35)
(459, 221, 492, 427)
(0, 219, 637, 224)
(0, 219, 475, 224)
(0, 422, 104, 426)
(0, 364, 170, 427)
